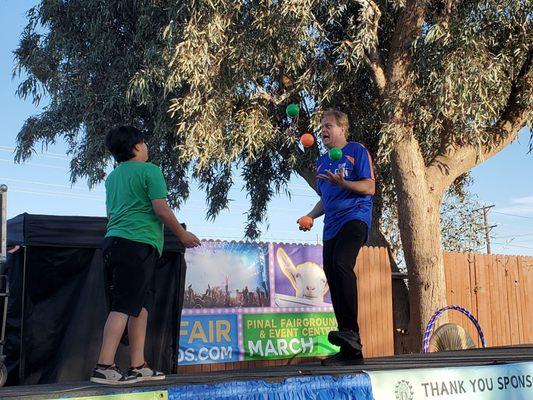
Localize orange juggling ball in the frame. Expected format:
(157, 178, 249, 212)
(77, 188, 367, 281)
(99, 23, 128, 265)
(298, 215, 313, 230)
(300, 133, 315, 148)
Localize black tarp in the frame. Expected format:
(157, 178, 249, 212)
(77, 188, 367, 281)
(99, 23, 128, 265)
(4, 213, 186, 385)
(7, 213, 186, 251)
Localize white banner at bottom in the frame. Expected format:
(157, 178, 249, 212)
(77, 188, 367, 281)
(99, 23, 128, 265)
(366, 361, 533, 400)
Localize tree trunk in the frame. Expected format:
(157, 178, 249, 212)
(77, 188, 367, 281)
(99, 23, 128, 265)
(391, 135, 447, 351)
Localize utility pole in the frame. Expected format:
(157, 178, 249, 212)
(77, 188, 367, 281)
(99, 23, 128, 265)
(0, 184, 7, 261)
(475, 205, 496, 254)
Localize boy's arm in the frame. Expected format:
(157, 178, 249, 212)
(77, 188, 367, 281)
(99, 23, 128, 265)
(151, 199, 201, 248)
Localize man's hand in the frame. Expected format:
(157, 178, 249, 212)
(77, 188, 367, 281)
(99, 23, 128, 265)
(317, 169, 346, 188)
(178, 230, 201, 248)
(297, 215, 314, 231)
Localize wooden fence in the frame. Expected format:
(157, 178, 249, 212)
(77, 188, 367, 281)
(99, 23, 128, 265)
(177, 248, 533, 373)
(443, 252, 533, 348)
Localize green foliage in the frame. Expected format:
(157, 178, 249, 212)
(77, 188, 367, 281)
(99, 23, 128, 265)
(14, 0, 190, 201)
(379, 0, 532, 160)
(14, 0, 531, 243)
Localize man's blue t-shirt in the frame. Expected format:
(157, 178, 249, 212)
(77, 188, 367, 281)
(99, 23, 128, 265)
(316, 141, 374, 241)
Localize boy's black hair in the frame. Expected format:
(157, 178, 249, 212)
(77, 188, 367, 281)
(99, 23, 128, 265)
(105, 126, 144, 163)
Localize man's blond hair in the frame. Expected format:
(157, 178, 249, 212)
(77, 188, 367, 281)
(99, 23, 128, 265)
(322, 109, 349, 137)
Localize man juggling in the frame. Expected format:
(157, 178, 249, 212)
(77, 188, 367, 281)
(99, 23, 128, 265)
(298, 109, 375, 366)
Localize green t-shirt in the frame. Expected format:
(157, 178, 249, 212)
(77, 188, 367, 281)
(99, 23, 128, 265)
(105, 161, 168, 255)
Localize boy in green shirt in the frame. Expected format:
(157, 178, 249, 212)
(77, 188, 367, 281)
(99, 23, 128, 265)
(91, 126, 200, 385)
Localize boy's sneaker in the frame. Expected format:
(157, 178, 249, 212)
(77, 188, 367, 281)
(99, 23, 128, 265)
(90, 364, 138, 385)
(128, 363, 166, 381)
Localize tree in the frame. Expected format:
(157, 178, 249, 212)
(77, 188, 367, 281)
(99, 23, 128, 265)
(379, 0, 531, 348)
(14, 0, 531, 350)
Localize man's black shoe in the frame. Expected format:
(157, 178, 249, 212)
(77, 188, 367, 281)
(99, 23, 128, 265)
(328, 330, 362, 351)
(321, 350, 364, 366)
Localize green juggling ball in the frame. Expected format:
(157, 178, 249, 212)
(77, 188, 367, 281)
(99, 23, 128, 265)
(329, 147, 343, 161)
(286, 103, 300, 118)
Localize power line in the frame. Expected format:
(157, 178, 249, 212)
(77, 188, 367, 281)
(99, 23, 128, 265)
(492, 211, 533, 220)
(502, 240, 533, 245)
(492, 242, 533, 251)
(1, 158, 317, 197)
(0, 174, 315, 208)
(0, 158, 67, 171)
(1, 145, 320, 196)
(0, 173, 315, 210)
(495, 232, 533, 239)
(5, 187, 316, 238)
(5, 185, 313, 214)
(8, 188, 104, 202)
(0, 177, 105, 193)
(0, 146, 70, 160)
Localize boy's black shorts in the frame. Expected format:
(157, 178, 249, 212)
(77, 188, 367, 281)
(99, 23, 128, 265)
(103, 236, 157, 317)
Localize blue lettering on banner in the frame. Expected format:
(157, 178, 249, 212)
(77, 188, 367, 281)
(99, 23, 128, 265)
(178, 314, 239, 365)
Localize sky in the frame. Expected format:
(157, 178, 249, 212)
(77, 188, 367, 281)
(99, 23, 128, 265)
(1, 1, 533, 256)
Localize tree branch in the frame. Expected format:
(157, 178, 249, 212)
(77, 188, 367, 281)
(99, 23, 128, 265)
(386, 0, 428, 86)
(364, 51, 387, 95)
(384, 0, 428, 146)
(427, 50, 532, 189)
(341, 0, 386, 94)
(295, 163, 318, 193)
(276, 142, 318, 193)
(363, 0, 386, 95)
(438, 0, 454, 30)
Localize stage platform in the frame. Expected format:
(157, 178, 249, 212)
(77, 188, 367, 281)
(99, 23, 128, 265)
(1, 346, 532, 399)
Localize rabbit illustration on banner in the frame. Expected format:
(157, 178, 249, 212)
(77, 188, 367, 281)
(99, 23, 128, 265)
(275, 247, 330, 307)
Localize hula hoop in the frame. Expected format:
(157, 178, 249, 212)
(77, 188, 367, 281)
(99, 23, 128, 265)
(422, 305, 486, 353)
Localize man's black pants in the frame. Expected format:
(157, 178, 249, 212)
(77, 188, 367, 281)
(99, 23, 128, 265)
(323, 219, 367, 350)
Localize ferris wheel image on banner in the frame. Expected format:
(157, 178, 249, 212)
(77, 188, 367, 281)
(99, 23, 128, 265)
(422, 305, 487, 353)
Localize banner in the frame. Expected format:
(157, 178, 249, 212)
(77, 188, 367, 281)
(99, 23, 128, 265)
(243, 312, 337, 360)
(184, 241, 270, 309)
(180, 241, 338, 365)
(367, 361, 533, 400)
(272, 243, 331, 307)
(178, 314, 239, 364)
